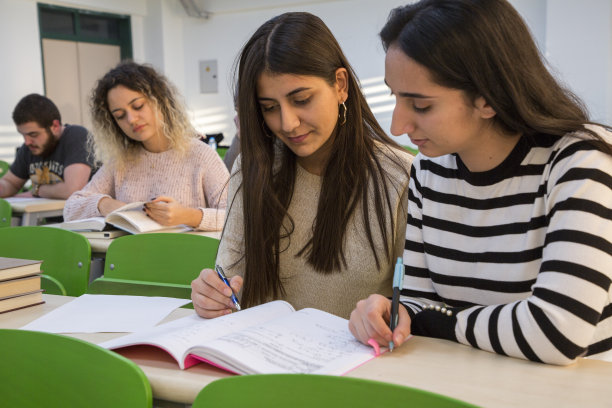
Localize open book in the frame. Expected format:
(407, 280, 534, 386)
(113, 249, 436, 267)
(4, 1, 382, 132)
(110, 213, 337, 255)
(50, 202, 191, 235)
(99, 301, 378, 375)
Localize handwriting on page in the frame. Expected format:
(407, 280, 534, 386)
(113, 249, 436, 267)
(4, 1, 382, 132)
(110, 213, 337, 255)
(200, 308, 373, 375)
(155, 301, 294, 353)
(99, 300, 295, 368)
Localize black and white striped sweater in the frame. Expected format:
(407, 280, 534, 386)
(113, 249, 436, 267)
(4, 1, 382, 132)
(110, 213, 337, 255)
(400, 126, 612, 365)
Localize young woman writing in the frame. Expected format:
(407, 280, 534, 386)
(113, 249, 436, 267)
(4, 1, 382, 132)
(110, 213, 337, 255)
(191, 12, 413, 319)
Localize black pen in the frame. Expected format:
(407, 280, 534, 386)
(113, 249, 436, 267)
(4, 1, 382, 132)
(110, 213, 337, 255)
(215, 264, 241, 311)
(389, 257, 404, 351)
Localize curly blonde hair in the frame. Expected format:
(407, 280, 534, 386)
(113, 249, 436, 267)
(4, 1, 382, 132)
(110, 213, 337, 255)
(89, 61, 196, 168)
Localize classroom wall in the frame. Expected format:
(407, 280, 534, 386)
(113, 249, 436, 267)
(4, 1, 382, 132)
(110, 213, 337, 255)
(545, 0, 612, 124)
(0, 0, 43, 162)
(180, 0, 407, 144)
(0, 0, 610, 164)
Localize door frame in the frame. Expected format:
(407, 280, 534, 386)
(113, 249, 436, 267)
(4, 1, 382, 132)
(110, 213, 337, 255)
(37, 3, 133, 94)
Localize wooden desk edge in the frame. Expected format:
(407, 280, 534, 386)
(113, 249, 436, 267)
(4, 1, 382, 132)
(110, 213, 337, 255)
(1, 295, 611, 407)
(8, 199, 66, 213)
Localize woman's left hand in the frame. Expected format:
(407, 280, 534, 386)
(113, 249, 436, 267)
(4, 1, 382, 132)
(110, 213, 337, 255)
(144, 196, 202, 227)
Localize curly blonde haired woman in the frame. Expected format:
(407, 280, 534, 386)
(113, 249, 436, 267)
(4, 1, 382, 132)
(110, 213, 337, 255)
(64, 61, 228, 231)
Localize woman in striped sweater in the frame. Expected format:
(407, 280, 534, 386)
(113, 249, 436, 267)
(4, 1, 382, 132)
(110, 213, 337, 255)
(349, 0, 612, 365)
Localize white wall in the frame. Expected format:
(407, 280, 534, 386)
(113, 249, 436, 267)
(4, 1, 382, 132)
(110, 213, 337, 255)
(0, 0, 43, 161)
(0, 0, 611, 164)
(510, 0, 547, 48)
(180, 0, 406, 143)
(177, 0, 612, 145)
(545, 0, 612, 123)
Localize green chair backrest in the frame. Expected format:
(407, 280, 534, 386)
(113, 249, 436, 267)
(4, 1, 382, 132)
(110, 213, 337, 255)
(217, 146, 229, 160)
(0, 160, 9, 177)
(192, 374, 479, 408)
(403, 145, 419, 155)
(0, 198, 11, 228)
(0, 226, 91, 296)
(88, 233, 218, 300)
(41, 274, 67, 296)
(0, 329, 152, 408)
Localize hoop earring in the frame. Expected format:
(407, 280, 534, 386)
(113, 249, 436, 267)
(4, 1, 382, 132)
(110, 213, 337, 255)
(339, 101, 347, 126)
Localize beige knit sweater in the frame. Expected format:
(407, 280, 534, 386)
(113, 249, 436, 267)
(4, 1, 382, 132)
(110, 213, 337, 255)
(217, 142, 413, 318)
(63, 138, 229, 231)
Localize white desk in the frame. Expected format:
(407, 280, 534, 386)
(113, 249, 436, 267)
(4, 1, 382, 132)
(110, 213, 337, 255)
(5, 197, 65, 226)
(87, 230, 221, 253)
(2, 295, 611, 407)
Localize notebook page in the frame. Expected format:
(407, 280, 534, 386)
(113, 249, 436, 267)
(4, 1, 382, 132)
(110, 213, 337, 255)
(191, 308, 376, 375)
(99, 300, 295, 368)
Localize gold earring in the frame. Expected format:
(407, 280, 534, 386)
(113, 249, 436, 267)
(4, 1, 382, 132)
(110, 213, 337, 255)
(339, 101, 347, 126)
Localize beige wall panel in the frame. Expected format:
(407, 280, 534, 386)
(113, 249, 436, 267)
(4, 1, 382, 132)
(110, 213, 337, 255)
(42, 39, 81, 127)
(77, 42, 121, 132)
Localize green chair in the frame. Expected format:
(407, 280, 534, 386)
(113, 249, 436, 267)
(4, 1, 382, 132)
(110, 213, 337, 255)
(0, 159, 9, 177)
(0, 329, 152, 408)
(403, 145, 419, 155)
(41, 274, 67, 296)
(217, 146, 229, 160)
(0, 226, 91, 296)
(192, 374, 479, 408)
(88, 233, 219, 302)
(0, 198, 11, 228)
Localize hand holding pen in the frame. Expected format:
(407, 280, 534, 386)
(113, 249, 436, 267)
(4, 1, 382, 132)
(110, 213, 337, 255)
(191, 265, 243, 318)
(348, 258, 410, 353)
(215, 265, 241, 311)
(389, 257, 404, 351)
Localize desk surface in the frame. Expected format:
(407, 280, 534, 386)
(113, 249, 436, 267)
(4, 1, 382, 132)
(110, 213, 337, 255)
(88, 230, 222, 253)
(4, 197, 65, 226)
(5, 197, 66, 213)
(2, 295, 611, 407)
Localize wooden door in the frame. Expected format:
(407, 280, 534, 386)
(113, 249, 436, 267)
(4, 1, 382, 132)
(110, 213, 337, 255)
(42, 39, 120, 130)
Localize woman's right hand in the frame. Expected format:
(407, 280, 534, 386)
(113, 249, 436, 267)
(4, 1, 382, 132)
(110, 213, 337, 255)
(97, 197, 127, 216)
(191, 268, 243, 318)
(349, 294, 411, 350)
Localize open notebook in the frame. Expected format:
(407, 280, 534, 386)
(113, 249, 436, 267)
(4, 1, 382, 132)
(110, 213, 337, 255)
(99, 300, 380, 375)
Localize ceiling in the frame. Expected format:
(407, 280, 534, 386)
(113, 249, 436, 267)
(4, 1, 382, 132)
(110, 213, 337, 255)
(180, 0, 347, 18)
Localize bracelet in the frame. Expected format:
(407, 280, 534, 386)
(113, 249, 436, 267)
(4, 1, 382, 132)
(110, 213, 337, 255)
(425, 303, 453, 316)
(32, 184, 41, 197)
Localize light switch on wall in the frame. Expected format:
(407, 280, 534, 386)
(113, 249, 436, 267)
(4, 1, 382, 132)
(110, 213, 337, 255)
(199, 59, 218, 93)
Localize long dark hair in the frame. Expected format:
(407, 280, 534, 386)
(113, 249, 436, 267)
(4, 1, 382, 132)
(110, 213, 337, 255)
(234, 12, 409, 307)
(380, 0, 611, 153)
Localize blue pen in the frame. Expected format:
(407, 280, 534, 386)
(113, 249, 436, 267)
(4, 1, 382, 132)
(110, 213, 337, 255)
(389, 257, 404, 352)
(215, 265, 241, 311)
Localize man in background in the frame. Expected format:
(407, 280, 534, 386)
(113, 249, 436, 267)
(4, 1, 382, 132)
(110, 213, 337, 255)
(0, 94, 93, 199)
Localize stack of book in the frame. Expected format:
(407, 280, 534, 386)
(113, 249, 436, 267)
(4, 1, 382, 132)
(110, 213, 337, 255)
(0, 257, 45, 314)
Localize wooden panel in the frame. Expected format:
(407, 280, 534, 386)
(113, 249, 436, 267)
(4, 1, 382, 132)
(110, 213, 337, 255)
(42, 39, 81, 126)
(77, 42, 121, 131)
